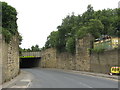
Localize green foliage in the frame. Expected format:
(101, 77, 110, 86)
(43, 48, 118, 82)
(31, 45, 40, 51)
(2, 2, 17, 32)
(90, 48, 105, 53)
(21, 45, 41, 52)
(0, 2, 21, 43)
(45, 31, 59, 49)
(19, 47, 23, 56)
(2, 28, 12, 43)
(0, 28, 1, 34)
(76, 19, 103, 39)
(94, 9, 119, 36)
(18, 34, 22, 45)
(82, 5, 95, 23)
(116, 8, 120, 37)
(76, 26, 88, 39)
(88, 19, 104, 38)
(0, 2, 2, 27)
(56, 14, 79, 52)
(44, 5, 119, 54)
(66, 37, 75, 54)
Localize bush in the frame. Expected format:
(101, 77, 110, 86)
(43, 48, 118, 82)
(66, 37, 75, 54)
(1, 2, 20, 43)
(90, 48, 105, 53)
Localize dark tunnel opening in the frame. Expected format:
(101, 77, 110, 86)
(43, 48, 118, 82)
(20, 57, 41, 68)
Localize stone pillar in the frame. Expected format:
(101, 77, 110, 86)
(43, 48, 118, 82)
(75, 34, 94, 71)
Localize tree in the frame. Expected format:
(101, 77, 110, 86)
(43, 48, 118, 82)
(45, 31, 59, 49)
(56, 14, 78, 52)
(115, 8, 120, 37)
(76, 26, 89, 39)
(66, 37, 75, 54)
(0, 2, 22, 43)
(31, 44, 40, 51)
(82, 4, 95, 24)
(2, 2, 18, 34)
(76, 19, 104, 39)
(94, 9, 117, 36)
(88, 19, 104, 38)
(44, 5, 118, 54)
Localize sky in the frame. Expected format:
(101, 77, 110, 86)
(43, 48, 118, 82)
(1, 0, 120, 49)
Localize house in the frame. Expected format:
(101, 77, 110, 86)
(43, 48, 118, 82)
(94, 35, 120, 50)
(111, 37, 119, 48)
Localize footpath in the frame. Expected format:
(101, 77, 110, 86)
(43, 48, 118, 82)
(1, 70, 33, 89)
(68, 70, 119, 81)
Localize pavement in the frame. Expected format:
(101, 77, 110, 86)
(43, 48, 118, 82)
(1, 70, 33, 89)
(62, 69, 119, 81)
(0, 65, 2, 87)
(1, 68, 120, 88)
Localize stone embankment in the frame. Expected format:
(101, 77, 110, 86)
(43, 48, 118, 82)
(41, 34, 119, 74)
(0, 34, 20, 84)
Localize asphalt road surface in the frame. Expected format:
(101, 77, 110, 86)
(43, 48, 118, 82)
(23, 68, 118, 88)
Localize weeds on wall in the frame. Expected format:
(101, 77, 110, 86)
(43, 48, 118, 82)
(89, 48, 105, 53)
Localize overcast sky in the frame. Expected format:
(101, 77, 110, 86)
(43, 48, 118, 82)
(1, 0, 120, 49)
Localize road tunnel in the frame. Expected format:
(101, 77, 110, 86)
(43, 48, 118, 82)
(20, 57, 41, 68)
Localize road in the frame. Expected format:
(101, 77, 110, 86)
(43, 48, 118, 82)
(23, 68, 118, 88)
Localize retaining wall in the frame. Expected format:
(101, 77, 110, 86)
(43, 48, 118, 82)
(0, 34, 19, 84)
(90, 49, 119, 74)
(40, 35, 119, 74)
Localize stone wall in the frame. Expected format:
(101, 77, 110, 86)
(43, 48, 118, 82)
(90, 49, 119, 74)
(40, 34, 119, 74)
(41, 48, 57, 68)
(56, 52, 76, 70)
(40, 48, 76, 70)
(41, 34, 94, 71)
(75, 34, 94, 71)
(0, 34, 2, 84)
(0, 34, 20, 84)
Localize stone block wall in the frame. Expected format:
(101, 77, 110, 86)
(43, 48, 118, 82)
(0, 34, 19, 84)
(40, 34, 119, 74)
(40, 34, 94, 71)
(56, 52, 76, 70)
(75, 34, 94, 71)
(90, 49, 119, 74)
(41, 48, 76, 70)
(0, 34, 2, 84)
(41, 48, 57, 68)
